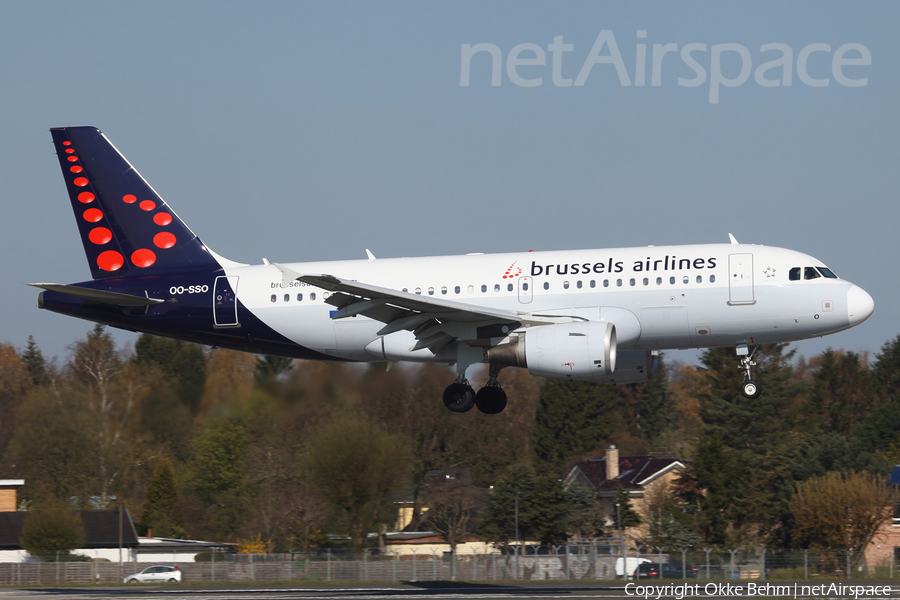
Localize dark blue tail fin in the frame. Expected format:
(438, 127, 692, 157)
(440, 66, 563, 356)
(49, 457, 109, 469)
(50, 126, 223, 279)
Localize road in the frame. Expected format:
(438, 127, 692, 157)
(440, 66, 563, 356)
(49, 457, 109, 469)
(1, 581, 899, 600)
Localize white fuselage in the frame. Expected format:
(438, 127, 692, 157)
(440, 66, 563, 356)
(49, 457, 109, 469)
(218, 242, 872, 363)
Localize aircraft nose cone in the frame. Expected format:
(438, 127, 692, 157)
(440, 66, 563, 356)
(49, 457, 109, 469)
(847, 285, 874, 326)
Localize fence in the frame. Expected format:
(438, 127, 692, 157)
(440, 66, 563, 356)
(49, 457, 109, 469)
(0, 543, 895, 585)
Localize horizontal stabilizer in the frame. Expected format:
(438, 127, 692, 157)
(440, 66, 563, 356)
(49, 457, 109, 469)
(28, 283, 164, 307)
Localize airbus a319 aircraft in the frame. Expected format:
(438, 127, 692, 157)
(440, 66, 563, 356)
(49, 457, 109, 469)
(32, 127, 875, 414)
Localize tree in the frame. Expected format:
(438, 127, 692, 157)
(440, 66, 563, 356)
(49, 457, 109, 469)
(2, 386, 100, 506)
(20, 498, 85, 561)
(304, 415, 413, 551)
(185, 415, 249, 538)
(790, 471, 897, 551)
(138, 457, 183, 538)
(693, 343, 806, 540)
(611, 486, 642, 529)
(532, 379, 619, 476)
(566, 484, 606, 539)
(0, 342, 33, 458)
(615, 354, 674, 444)
(420, 470, 486, 551)
(133, 334, 206, 413)
(20, 336, 48, 387)
(477, 465, 571, 546)
(803, 350, 874, 436)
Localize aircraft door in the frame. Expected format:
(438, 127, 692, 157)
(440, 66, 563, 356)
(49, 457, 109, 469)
(728, 253, 755, 304)
(213, 276, 240, 327)
(518, 276, 533, 304)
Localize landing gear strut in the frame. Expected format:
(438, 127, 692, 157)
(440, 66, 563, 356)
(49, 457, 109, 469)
(737, 344, 761, 399)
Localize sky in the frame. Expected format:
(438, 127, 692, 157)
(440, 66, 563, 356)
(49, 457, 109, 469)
(1, 1, 897, 367)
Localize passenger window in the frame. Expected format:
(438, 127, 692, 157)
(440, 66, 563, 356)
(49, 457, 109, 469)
(656, 277, 662, 285)
(523, 282, 529, 291)
(297, 293, 303, 301)
(789, 267, 801, 281)
(270, 294, 276, 303)
(603, 279, 609, 287)
(310, 293, 316, 301)
(643, 278, 648, 286)
(494, 284, 500, 292)
(696, 276, 702, 283)
(683, 276, 689, 284)
(576, 280, 582, 289)
(543, 282, 549, 290)
(669, 276, 675, 284)
(284, 294, 289, 302)
(415, 288, 422, 295)
(590, 280, 596, 288)
(467, 285, 474, 294)
(629, 278, 635, 286)
(481, 285, 487, 293)
(564, 281, 570, 289)
(804, 267, 821, 280)
(441, 286, 447, 295)
(402, 288, 408, 293)
(507, 283, 513, 292)
(710, 274, 716, 283)
(428, 287, 435, 295)
(818, 267, 838, 279)
(616, 279, 623, 287)
(454, 286, 460, 294)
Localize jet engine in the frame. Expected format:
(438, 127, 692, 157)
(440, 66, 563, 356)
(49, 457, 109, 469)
(487, 321, 617, 382)
(590, 349, 658, 384)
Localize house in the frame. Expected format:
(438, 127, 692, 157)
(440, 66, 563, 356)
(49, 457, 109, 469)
(563, 445, 686, 544)
(0, 508, 140, 562)
(0, 480, 230, 563)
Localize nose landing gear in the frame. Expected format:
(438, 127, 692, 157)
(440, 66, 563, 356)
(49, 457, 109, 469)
(737, 344, 762, 399)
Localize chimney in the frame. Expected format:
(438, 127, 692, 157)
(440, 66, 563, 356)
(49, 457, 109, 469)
(606, 445, 619, 481)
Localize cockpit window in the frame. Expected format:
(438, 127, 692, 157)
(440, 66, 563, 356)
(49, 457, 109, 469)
(804, 267, 821, 280)
(817, 267, 838, 279)
(789, 267, 801, 281)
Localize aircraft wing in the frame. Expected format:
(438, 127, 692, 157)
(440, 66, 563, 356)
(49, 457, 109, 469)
(274, 265, 576, 353)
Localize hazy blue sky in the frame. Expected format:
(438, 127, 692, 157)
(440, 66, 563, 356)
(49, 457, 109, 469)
(2, 1, 897, 366)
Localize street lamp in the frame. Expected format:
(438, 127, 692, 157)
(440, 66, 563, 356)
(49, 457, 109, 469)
(515, 491, 521, 580)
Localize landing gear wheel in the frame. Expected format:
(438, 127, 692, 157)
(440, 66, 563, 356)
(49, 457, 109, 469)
(742, 380, 761, 399)
(475, 386, 508, 414)
(443, 383, 476, 412)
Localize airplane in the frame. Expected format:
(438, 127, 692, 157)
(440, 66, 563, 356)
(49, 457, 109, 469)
(32, 126, 875, 414)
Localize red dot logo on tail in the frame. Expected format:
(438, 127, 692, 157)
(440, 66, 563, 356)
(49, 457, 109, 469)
(131, 249, 156, 268)
(97, 251, 124, 272)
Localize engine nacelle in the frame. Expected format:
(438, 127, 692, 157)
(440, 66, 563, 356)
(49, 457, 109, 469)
(488, 321, 617, 382)
(590, 350, 658, 384)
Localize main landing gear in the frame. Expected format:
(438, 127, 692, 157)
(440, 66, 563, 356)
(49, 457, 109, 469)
(737, 343, 762, 399)
(442, 373, 509, 414)
(442, 345, 509, 414)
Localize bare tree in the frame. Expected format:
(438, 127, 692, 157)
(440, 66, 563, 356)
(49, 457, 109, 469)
(790, 470, 898, 552)
(420, 469, 486, 551)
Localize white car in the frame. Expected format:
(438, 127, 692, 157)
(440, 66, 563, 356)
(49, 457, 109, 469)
(123, 565, 182, 583)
